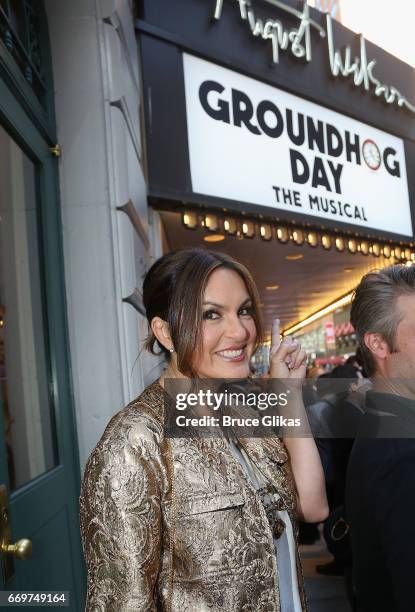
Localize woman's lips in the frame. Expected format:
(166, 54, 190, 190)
(216, 348, 246, 362)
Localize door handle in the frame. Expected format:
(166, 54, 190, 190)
(1, 538, 32, 560)
(0, 484, 33, 582)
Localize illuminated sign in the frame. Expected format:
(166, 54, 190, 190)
(183, 53, 412, 235)
(213, 0, 415, 114)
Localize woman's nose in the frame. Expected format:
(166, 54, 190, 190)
(225, 314, 250, 340)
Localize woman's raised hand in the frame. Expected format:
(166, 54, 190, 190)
(269, 318, 307, 380)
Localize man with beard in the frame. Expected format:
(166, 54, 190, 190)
(346, 264, 415, 612)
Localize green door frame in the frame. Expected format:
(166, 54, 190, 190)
(0, 2, 85, 607)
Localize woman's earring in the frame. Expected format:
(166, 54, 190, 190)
(169, 347, 174, 353)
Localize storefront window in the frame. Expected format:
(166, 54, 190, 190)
(0, 125, 58, 491)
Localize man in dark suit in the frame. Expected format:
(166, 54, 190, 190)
(346, 264, 415, 612)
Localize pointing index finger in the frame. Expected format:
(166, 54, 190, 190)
(271, 318, 281, 351)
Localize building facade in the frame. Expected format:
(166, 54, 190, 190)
(0, 0, 164, 599)
(45, 0, 164, 471)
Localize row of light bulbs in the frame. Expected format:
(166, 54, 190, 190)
(182, 211, 415, 261)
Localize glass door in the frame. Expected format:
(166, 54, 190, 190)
(0, 126, 58, 494)
(0, 113, 84, 607)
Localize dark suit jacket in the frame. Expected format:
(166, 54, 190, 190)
(346, 391, 415, 612)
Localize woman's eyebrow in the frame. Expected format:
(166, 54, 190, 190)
(202, 298, 252, 308)
(203, 301, 223, 308)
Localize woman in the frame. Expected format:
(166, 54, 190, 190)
(80, 248, 328, 611)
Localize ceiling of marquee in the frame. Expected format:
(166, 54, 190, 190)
(158, 210, 400, 339)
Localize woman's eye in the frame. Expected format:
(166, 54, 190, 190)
(239, 306, 253, 316)
(203, 307, 252, 319)
(203, 310, 221, 320)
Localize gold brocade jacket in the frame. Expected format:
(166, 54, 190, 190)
(79, 380, 308, 611)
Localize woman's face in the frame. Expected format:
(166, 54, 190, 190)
(191, 267, 257, 378)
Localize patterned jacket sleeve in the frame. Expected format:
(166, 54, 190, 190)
(79, 409, 168, 611)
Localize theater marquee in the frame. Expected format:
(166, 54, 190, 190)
(183, 53, 412, 237)
(137, 0, 415, 242)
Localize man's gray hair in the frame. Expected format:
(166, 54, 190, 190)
(350, 264, 415, 376)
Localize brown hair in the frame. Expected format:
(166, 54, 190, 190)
(350, 264, 415, 376)
(142, 248, 263, 377)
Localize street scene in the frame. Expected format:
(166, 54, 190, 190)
(0, 1, 414, 610)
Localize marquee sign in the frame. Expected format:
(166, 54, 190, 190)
(137, 0, 415, 241)
(213, 0, 415, 115)
(183, 53, 412, 236)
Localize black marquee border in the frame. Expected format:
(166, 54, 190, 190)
(137, 0, 415, 243)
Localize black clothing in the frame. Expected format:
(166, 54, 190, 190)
(346, 391, 415, 612)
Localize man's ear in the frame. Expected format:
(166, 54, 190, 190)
(151, 316, 172, 351)
(364, 332, 389, 361)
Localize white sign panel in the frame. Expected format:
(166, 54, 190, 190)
(183, 53, 413, 237)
